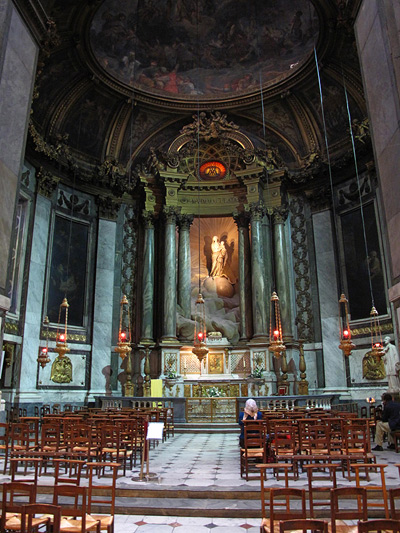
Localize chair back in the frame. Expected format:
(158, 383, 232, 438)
(279, 519, 328, 533)
(358, 519, 400, 533)
(270, 488, 307, 533)
(21, 503, 61, 533)
(331, 487, 368, 533)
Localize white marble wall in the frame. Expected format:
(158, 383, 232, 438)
(355, 1, 400, 330)
(18, 195, 51, 402)
(90, 218, 117, 399)
(313, 210, 347, 390)
(0, 3, 37, 297)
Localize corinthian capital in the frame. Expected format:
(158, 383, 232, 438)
(163, 205, 181, 223)
(248, 202, 265, 222)
(178, 214, 194, 230)
(272, 205, 289, 224)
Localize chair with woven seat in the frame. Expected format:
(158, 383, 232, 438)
(389, 488, 400, 519)
(53, 485, 100, 533)
(0, 482, 48, 532)
(279, 519, 329, 533)
(351, 463, 389, 518)
(87, 462, 119, 533)
(0, 421, 10, 474)
(330, 486, 368, 533)
(261, 488, 307, 533)
(357, 520, 400, 533)
(54, 458, 86, 486)
(303, 463, 338, 518)
(20, 503, 61, 533)
(240, 420, 266, 481)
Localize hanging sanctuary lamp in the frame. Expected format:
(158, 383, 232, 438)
(338, 293, 355, 357)
(37, 315, 51, 367)
(269, 291, 286, 358)
(54, 298, 70, 359)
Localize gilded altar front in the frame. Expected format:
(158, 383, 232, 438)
(186, 397, 238, 423)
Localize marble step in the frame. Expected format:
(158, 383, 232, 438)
(174, 423, 239, 434)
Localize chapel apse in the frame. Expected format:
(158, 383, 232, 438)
(89, 0, 319, 101)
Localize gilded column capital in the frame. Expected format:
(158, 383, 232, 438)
(232, 211, 250, 229)
(272, 205, 289, 224)
(247, 202, 265, 222)
(36, 167, 59, 198)
(177, 214, 194, 230)
(163, 205, 181, 224)
(96, 195, 120, 220)
(142, 210, 155, 229)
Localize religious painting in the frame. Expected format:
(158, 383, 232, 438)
(47, 215, 89, 327)
(89, 0, 318, 100)
(362, 350, 386, 381)
(341, 202, 387, 320)
(208, 352, 224, 374)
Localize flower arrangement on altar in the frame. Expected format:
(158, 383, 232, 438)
(165, 369, 179, 379)
(250, 366, 265, 379)
(206, 386, 226, 397)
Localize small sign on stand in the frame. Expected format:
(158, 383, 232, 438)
(132, 421, 164, 482)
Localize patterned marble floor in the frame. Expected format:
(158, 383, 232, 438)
(2, 432, 400, 532)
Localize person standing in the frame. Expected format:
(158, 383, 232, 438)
(373, 392, 400, 451)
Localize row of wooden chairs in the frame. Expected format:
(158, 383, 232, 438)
(240, 418, 375, 481)
(258, 486, 400, 533)
(275, 518, 400, 533)
(1, 461, 119, 532)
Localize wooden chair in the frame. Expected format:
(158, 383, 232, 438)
(279, 519, 328, 533)
(54, 458, 86, 486)
(389, 488, 400, 519)
(357, 520, 400, 533)
(240, 420, 266, 481)
(303, 463, 338, 518)
(99, 425, 128, 476)
(330, 487, 368, 533)
(351, 463, 389, 518)
(0, 482, 48, 532)
(0, 421, 10, 474)
(261, 488, 307, 533)
(53, 485, 100, 533)
(20, 503, 61, 533)
(10, 457, 42, 484)
(87, 462, 119, 533)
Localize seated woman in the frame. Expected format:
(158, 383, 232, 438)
(239, 398, 262, 447)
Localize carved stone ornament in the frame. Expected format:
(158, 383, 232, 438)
(178, 214, 194, 230)
(163, 205, 180, 223)
(58, 190, 90, 214)
(180, 111, 239, 142)
(37, 167, 59, 198)
(247, 202, 265, 222)
(96, 195, 120, 220)
(97, 159, 134, 197)
(50, 355, 73, 383)
(255, 145, 285, 171)
(272, 205, 289, 224)
(233, 210, 250, 229)
(142, 210, 155, 229)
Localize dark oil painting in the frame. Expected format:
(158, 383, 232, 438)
(47, 215, 89, 327)
(342, 203, 387, 321)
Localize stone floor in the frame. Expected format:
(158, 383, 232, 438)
(2, 432, 400, 532)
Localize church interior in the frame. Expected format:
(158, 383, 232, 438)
(1, 0, 400, 529)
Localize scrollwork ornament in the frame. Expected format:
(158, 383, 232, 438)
(37, 167, 59, 198)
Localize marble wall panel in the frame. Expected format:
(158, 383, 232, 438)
(91, 219, 116, 396)
(0, 160, 17, 291)
(19, 195, 51, 392)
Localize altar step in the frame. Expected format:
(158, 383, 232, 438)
(174, 423, 239, 434)
(36, 485, 387, 519)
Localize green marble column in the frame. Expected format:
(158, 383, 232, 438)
(273, 206, 293, 339)
(162, 207, 179, 341)
(140, 211, 155, 344)
(234, 212, 252, 341)
(249, 203, 268, 340)
(262, 212, 273, 325)
(178, 214, 193, 319)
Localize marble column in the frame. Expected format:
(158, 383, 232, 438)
(19, 194, 52, 401)
(161, 207, 179, 342)
(262, 212, 273, 322)
(273, 206, 293, 339)
(90, 217, 117, 397)
(177, 214, 193, 319)
(249, 204, 268, 339)
(313, 209, 347, 390)
(233, 212, 251, 341)
(140, 211, 155, 343)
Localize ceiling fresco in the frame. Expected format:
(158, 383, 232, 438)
(89, 0, 319, 100)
